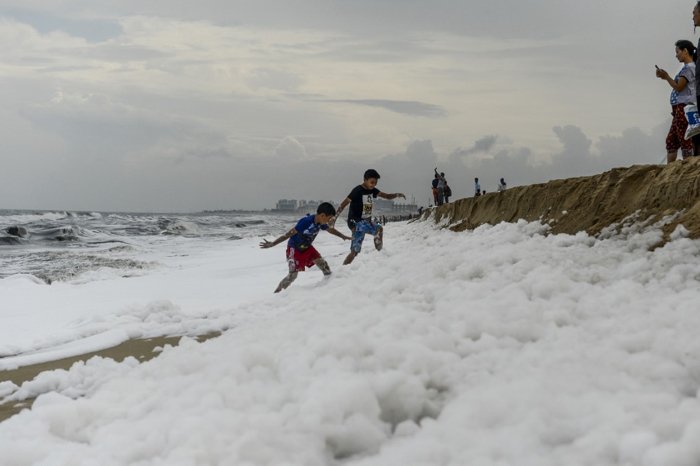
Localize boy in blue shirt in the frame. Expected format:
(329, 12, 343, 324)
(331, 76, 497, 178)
(260, 202, 351, 293)
(333, 169, 405, 265)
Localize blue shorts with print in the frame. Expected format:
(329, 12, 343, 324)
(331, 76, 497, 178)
(350, 219, 381, 253)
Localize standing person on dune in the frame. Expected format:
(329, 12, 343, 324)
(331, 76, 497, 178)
(656, 39, 697, 162)
(693, 1, 700, 155)
(434, 168, 447, 205)
(431, 173, 440, 206)
(333, 169, 405, 265)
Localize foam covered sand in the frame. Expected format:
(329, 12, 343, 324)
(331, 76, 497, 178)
(2, 212, 700, 465)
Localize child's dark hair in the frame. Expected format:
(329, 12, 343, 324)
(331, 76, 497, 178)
(317, 202, 336, 216)
(364, 169, 381, 180)
(676, 39, 697, 60)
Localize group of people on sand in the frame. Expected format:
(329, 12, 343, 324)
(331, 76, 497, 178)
(474, 177, 506, 197)
(655, 2, 700, 163)
(432, 168, 451, 206)
(260, 169, 405, 293)
(432, 173, 507, 203)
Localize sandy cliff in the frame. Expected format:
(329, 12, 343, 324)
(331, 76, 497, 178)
(428, 158, 700, 241)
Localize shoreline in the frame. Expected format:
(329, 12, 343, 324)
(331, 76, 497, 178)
(0, 333, 219, 424)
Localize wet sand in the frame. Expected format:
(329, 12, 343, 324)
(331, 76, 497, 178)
(0, 333, 219, 423)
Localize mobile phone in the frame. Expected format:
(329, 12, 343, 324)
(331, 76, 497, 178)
(655, 65, 660, 69)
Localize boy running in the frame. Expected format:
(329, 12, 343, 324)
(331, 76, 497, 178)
(260, 202, 350, 293)
(333, 169, 405, 265)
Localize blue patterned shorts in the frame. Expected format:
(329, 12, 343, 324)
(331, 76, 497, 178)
(350, 219, 381, 253)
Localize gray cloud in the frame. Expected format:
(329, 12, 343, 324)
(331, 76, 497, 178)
(450, 135, 499, 162)
(0, 7, 122, 42)
(274, 136, 308, 159)
(323, 99, 447, 118)
(434, 124, 666, 200)
(246, 69, 303, 92)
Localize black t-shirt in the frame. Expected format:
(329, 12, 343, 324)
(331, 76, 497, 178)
(347, 185, 380, 224)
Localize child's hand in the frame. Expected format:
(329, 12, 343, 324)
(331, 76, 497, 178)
(259, 239, 274, 248)
(344, 235, 352, 241)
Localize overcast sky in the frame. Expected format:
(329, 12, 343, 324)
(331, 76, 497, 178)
(0, 1, 695, 212)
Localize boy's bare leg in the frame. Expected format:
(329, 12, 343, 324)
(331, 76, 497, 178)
(343, 251, 358, 265)
(274, 271, 298, 293)
(314, 257, 331, 276)
(344, 227, 358, 265)
(373, 226, 383, 251)
(667, 151, 678, 163)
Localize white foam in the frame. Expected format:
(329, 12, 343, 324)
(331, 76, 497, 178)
(1, 220, 700, 465)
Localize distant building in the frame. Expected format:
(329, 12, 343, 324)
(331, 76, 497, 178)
(374, 198, 395, 211)
(274, 199, 333, 212)
(298, 200, 322, 211)
(275, 199, 298, 211)
(374, 198, 419, 213)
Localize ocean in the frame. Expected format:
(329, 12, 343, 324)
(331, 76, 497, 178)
(0, 209, 297, 284)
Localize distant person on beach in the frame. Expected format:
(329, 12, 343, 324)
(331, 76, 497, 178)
(333, 169, 405, 265)
(431, 173, 439, 206)
(434, 168, 447, 205)
(444, 180, 452, 203)
(259, 202, 351, 293)
(498, 178, 507, 192)
(474, 178, 481, 197)
(656, 39, 697, 162)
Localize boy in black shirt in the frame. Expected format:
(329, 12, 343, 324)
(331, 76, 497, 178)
(333, 169, 405, 265)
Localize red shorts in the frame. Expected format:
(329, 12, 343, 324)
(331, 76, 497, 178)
(286, 245, 321, 272)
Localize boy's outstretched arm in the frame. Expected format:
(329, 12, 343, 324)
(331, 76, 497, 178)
(259, 228, 297, 249)
(330, 197, 351, 227)
(378, 192, 406, 200)
(327, 227, 352, 241)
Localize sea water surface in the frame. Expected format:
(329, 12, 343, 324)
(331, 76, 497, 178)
(0, 209, 294, 283)
(0, 208, 305, 364)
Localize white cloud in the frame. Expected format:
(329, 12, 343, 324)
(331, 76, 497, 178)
(0, 1, 690, 211)
(274, 136, 308, 159)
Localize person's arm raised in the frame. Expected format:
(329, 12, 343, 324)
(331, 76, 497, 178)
(330, 197, 351, 227)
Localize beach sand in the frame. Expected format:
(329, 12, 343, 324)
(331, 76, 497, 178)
(0, 333, 219, 423)
(430, 157, 700, 242)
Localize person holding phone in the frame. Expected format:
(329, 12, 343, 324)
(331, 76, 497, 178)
(656, 40, 697, 162)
